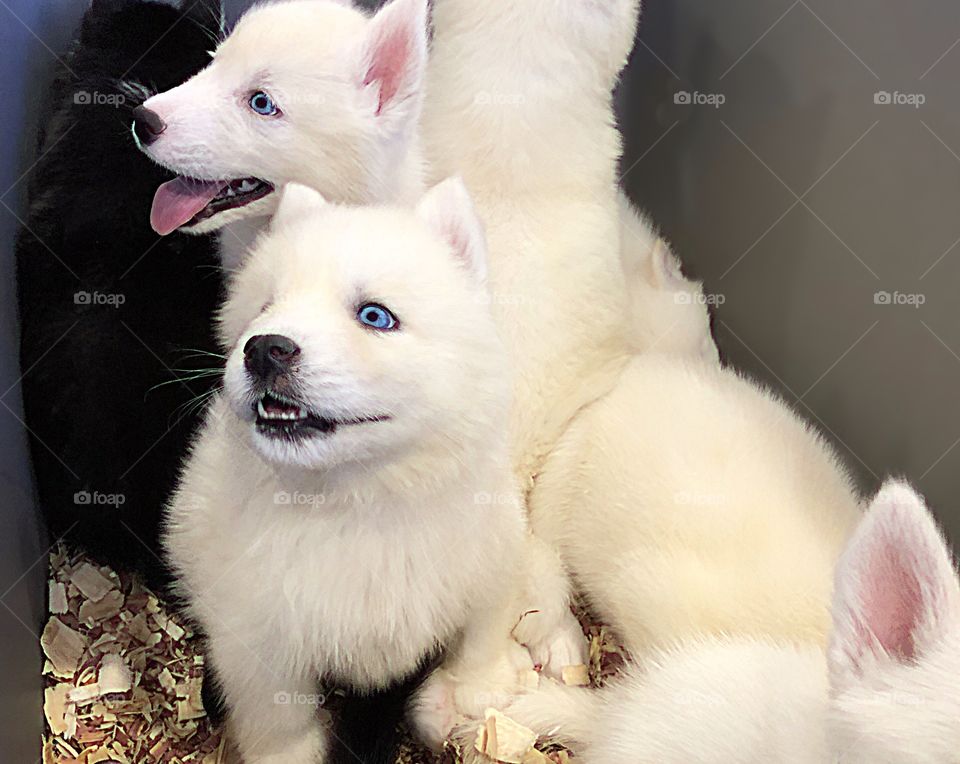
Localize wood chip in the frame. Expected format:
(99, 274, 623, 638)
(78, 589, 124, 624)
(43, 548, 226, 763)
(474, 708, 538, 764)
(44, 684, 72, 735)
(68, 684, 102, 704)
(70, 563, 115, 602)
(43, 738, 56, 764)
(560, 664, 589, 687)
(521, 749, 552, 764)
(164, 618, 186, 642)
(126, 612, 152, 644)
(50, 581, 69, 614)
(158, 667, 176, 691)
(41, 617, 88, 675)
(176, 678, 206, 722)
(97, 654, 132, 695)
(86, 749, 119, 763)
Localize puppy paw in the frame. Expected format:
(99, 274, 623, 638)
(236, 724, 325, 764)
(408, 671, 461, 751)
(520, 610, 588, 682)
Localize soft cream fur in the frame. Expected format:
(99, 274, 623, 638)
(165, 180, 534, 763)
(528, 246, 860, 649)
(422, 0, 642, 488)
(532, 352, 861, 650)
(617, 192, 719, 362)
(508, 482, 960, 764)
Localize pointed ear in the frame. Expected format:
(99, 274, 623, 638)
(357, 0, 428, 130)
(648, 238, 689, 290)
(181, 0, 226, 39)
(272, 183, 329, 231)
(828, 480, 960, 684)
(416, 177, 488, 284)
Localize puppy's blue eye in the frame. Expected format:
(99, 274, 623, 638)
(357, 303, 398, 331)
(249, 90, 280, 116)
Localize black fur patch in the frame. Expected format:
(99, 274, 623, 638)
(326, 649, 446, 764)
(16, 0, 223, 591)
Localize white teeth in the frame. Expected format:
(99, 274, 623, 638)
(257, 398, 308, 422)
(238, 179, 258, 193)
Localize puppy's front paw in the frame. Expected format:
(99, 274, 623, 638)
(234, 723, 325, 764)
(409, 671, 461, 751)
(519, 609, 588, 681)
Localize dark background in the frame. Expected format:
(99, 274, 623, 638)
(3, 0, 959, 759)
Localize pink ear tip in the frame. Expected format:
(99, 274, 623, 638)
(864, 480, 939, 540)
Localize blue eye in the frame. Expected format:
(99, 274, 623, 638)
(357, 303, 398, 331)
(249, 90, 280, 116)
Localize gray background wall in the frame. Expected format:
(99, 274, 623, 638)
(618, 0, 960, 544)
(1, 0, 958, 759)
(1, 1, 85, 759)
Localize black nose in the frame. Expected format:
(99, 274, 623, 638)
(244, 334, 301, 384)
(132, 105, 167, 146)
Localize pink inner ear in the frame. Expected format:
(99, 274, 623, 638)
(364, 23, 414, 115)
(859, 540, 923, 660)
(444, 221, 471, 263)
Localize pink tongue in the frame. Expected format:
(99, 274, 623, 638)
(150, 177, 228, 235)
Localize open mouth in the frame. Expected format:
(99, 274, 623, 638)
(254, 390, 388, 441)
(150, 176, 274, 235)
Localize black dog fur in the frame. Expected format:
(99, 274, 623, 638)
(16, 0, 224, 591)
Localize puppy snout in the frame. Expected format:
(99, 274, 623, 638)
(132, 105, 167, 146)
(244, 334, 301, 385)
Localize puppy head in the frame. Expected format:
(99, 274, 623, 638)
(828, 481, 960, 762)
(220, 178, 508, 473)
(136, 0, 428, 236)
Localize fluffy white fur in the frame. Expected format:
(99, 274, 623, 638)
(511, 212, 860, 650)
(422, 0, 642, 488)
(165, 179, 534, 763)
(532, 351, 861, 650)
(139, 0, 428, 267)
(510, 481, 960, 763)
(617, 192, 719, 362)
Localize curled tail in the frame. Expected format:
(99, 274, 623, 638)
(502, 679, 602, 754)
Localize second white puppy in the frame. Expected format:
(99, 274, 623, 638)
(164, 179, 528, 764)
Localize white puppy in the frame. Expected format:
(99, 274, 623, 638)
(509, 481, 960, 764)
(136, 0, 428, 268)
(165, 179, 531, 764)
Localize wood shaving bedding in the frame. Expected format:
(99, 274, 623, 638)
(43, 547, 624, 763)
